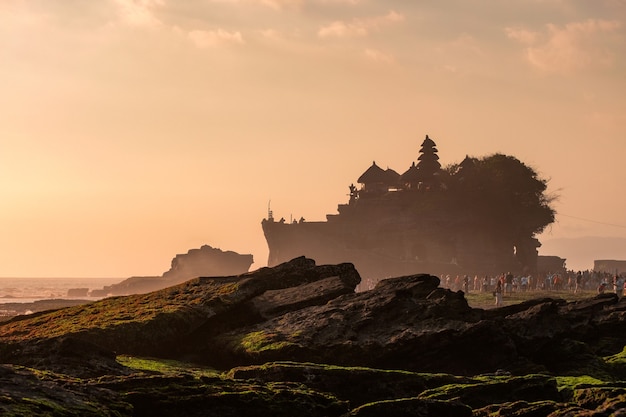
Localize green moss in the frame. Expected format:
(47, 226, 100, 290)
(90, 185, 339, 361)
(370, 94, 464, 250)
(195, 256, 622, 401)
(465, 289, 598, 309)
(0, 279, 228, 343)
(238, 331, 296, 353)
(604, 346, 626, 377)
(117, 355, 220, 377)
(216, 282, 240, 296)
(556, 375, 606, 390)
(21, 397, 65, 413)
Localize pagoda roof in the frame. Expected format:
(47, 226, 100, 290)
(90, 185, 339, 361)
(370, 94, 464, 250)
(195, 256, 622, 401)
(421, 134, 437, 148)
(385, 168, 401, 183)
(357, 161, 388, 184)
(400, 162, 422, 182)
(459, 155, 475, 169)
(418, 153, 440, 161)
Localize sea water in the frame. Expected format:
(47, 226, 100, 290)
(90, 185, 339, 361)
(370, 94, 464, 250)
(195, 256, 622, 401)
(0, 277, 123, 303)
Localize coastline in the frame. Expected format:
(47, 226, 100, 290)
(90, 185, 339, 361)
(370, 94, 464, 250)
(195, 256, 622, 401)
(0, 277, 122, 320)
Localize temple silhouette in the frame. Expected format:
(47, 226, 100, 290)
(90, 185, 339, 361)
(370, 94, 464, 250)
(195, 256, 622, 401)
(262, 135, 557, 286)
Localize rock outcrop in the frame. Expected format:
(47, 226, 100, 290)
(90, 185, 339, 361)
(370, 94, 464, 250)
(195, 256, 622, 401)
(90, 245, 254, 296)
(2, 257, 626, 415)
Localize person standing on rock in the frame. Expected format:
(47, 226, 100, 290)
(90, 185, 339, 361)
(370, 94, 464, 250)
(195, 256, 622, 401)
(494, 280, 503, 307)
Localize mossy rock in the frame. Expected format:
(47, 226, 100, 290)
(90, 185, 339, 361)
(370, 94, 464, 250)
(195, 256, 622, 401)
(0, 364, 132, 417)
(604, 345, 626, 380)
(102, 374, 349, 417)
(228, 361, 472, 407)
(417, 374, 559, 409)
(472, 400, 573, 417)
(347, 397, 471, 417)
(571, 386, 626, 411)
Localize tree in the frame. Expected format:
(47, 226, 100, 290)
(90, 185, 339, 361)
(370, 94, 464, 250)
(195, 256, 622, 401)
(448, 153, 556, 272)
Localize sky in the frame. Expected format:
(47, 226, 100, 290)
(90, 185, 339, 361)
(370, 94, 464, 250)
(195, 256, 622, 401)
(1, 0, 625, 277)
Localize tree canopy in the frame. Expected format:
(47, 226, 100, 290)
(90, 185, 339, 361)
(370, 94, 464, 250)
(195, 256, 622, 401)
(445, 153, 556, 270)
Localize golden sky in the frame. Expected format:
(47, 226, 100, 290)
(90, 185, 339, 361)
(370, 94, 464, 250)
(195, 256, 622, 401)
(1, 0, 625, 276)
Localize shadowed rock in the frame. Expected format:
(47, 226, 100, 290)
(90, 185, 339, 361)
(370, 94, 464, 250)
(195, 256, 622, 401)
(3, 257, 626, 378)
(3, 257, 626, 415)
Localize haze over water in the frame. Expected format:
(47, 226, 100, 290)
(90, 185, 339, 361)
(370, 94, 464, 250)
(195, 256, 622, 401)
(0, 277, 122, 303)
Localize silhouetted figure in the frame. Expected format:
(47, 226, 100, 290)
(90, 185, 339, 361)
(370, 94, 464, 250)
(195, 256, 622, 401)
(615, 275, 624, 298)
(349, 183, 357, 203)
(494, 280, 503, 307)
(505, 272, 513, 294)
(575, 271, 582, 294)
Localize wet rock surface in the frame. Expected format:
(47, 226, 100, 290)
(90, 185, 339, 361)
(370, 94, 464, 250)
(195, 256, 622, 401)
(2, 257, 626, 415)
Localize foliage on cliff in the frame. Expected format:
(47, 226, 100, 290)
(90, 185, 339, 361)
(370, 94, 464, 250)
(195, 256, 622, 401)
(446, 153, 555, 235)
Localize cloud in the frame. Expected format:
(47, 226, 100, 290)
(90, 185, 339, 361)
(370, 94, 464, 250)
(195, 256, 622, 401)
(364, 48, 394, 64)
(505, 27, 538, 45)
(261, 0, 360, 9)
(109, 1, 246, 48)
(449, 33, 484, 57)
(506, 19, 623, 73)
(257, 0, 303, 10)
(111, 0, 164, 27)
(187, 29, 245, 48)
(318, 20, 366, 38)
(209, 0, 357, 10)
(318, 10, 405, 38)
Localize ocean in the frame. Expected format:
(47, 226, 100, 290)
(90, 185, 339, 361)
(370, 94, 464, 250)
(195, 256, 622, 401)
(0, 277, 123, 304)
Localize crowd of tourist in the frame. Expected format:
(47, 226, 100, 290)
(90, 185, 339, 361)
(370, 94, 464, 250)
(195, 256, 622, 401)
(440, 270, 625, 307)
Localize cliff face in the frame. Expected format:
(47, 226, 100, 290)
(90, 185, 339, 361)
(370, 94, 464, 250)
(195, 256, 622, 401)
(262, 217, 473, 289)
(2, 257, 626, 416)
(261, 193, 525, 288)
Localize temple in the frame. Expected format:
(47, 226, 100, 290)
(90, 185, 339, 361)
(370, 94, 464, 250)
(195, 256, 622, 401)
(262, 135, 553, 286)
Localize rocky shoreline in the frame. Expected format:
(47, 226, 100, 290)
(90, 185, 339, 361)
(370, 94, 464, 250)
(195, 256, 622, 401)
(0, 298, 92, 321)
(1, 257, 626, 416)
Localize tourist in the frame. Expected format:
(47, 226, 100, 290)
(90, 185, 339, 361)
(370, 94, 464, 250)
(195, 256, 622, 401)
(615, 275, 624, 298)
(503, 273, 512, 294)
(575, 271, 582, 294)
(494, 280, 503, 307)
(545, 274, 553, 291)
(520, 275, 528, 292)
